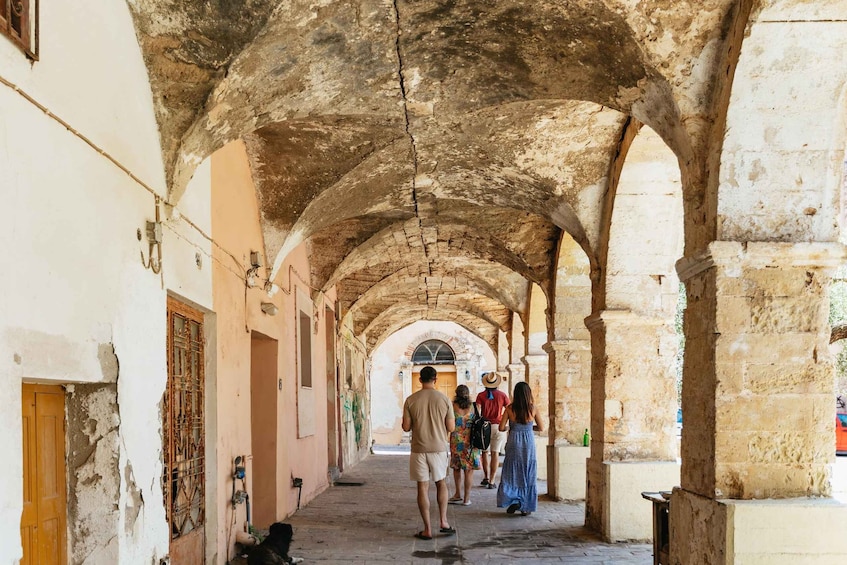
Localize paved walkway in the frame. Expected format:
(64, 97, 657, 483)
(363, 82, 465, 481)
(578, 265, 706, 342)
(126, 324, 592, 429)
(281, 453, 653, 564)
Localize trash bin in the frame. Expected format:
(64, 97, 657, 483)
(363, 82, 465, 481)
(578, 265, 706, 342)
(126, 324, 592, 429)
(641, 491, 671, 565)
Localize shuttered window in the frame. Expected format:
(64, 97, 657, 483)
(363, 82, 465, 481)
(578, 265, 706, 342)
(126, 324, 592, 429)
(1, 0, 38, 58)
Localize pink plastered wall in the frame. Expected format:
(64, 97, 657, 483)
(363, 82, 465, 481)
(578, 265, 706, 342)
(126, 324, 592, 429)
(211, 140, 334, 562)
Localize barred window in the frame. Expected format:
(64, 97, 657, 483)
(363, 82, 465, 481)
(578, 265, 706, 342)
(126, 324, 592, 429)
(1, 0, 38, 58)
(412, 340, 455, 365)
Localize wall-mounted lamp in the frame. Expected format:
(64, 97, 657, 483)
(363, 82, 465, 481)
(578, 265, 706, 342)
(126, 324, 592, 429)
(398, 370, 404, 380)
(464, 370, 470, 380)
(260, 302, 278, 316)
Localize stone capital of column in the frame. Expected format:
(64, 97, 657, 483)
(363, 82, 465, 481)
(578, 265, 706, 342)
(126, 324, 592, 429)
(521, 353, 548, 367)
(542, 339, 590, 355)
(584, 310, 665, 331)
(676, 241, 847, 282)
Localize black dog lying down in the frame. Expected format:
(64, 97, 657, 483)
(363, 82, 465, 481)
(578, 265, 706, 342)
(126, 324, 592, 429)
(247, 522, 303, 564)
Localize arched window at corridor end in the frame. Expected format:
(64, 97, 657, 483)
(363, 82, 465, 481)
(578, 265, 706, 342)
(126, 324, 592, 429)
(411, 340, 455, 365)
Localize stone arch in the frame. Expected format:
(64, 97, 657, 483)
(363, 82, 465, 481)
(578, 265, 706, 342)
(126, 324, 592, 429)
(584, 122, 684, 539)
(259, 100, 620, 281)
(525, 283, 547, 355)
(151, 5, 691, 205)
(545, 231, 592, 461)
(403, 331, 469, 363)
(339, 262, 525, 320)
(669, 6, 847, 562)
(361, 305, 501, 355)
(354, 289, 509, 340)
(325, 218, 545, 294)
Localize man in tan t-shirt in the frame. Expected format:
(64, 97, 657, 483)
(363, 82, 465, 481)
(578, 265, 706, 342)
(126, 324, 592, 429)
(402, 365, 456, 540)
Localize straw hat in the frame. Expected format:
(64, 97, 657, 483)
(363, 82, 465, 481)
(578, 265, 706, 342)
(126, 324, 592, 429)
(482, 371, 502, 388)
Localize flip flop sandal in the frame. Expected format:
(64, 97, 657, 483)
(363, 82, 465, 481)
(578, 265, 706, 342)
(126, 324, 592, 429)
(506, 502, 520, 514)
(414, 531, 433, 540)
(440, 526, 456, 535)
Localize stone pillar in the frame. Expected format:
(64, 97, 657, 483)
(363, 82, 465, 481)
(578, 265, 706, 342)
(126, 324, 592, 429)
(544, 339, 591, 500)
(522, 353, 549, 425)
(505, 362, 525, 395)
(585, 310, 680, 542)
(671, 242, 847, 564)
(523, 353, 549, 479)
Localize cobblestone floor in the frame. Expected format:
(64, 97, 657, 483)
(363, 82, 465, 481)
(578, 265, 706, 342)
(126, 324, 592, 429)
(275, 453, 653, 564)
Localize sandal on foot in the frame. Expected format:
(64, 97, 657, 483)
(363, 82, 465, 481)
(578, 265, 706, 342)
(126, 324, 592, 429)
(440, 526, 456, 535)
(462, 501, 472, 506)
(520, 511, 532, 516)
(486, 482, 497, 489)
(506, 502, 520, 514)
(414, 531, 433, 540)
(448, 496, 462, 503)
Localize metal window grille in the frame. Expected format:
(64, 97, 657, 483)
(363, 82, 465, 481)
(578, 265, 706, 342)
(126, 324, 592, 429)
(163, 299, 206, 540)
(1, 0, 38, 59)
(412, 340, 455, 365)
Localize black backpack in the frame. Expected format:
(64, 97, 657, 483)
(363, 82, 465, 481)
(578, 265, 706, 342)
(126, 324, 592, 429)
(470, 403, 492, 450)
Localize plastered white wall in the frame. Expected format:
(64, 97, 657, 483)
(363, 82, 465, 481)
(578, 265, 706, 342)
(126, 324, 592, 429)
(0, 1, 213, 562)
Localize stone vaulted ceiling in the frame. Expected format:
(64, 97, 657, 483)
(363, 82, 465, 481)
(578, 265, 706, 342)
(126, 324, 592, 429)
(128, 0, 741, 351)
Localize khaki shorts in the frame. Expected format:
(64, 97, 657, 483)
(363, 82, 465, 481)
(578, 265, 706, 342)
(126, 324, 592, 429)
(410, 451, 449, 483)
(485, 427, 507, 454)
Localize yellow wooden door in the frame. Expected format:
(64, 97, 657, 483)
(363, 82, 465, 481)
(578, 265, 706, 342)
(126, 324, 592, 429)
(412, 371, 457, 399)
(21, 384, 67, 565)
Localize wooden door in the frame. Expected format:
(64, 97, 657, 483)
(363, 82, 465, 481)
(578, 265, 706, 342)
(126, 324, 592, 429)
(21, 384, 67, 565)
(165, 298, 206, 564)
(412, 371, 458, 399)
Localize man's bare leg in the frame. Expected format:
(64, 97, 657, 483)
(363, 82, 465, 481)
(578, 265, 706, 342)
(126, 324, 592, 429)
(435, 478, 450, 530)
(490, 451, 500, 485)
(416, 481, 432, 537)
(481, 451, 490, 483)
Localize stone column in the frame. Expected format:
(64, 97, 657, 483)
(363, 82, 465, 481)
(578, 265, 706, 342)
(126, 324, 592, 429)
(671, 242, 847, 564)
(522, 353, 549, 424)
(505, 362, 525, 394)
(523, 353, 549, 479)
(584, 310, 680, 542)
(543, 339, 591, 500)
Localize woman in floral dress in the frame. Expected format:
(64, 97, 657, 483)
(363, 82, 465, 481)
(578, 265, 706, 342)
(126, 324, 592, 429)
(449, 384, 481, 505)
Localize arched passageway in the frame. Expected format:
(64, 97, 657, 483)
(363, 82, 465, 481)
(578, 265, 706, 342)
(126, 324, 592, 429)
(3, 0, 847, 563)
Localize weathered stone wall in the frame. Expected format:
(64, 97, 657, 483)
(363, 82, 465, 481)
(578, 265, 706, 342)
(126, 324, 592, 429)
(66, 384, 121, 564)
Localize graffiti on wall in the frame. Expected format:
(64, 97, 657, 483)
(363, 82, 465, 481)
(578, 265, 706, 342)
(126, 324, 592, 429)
(342, 390, 367, 449)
